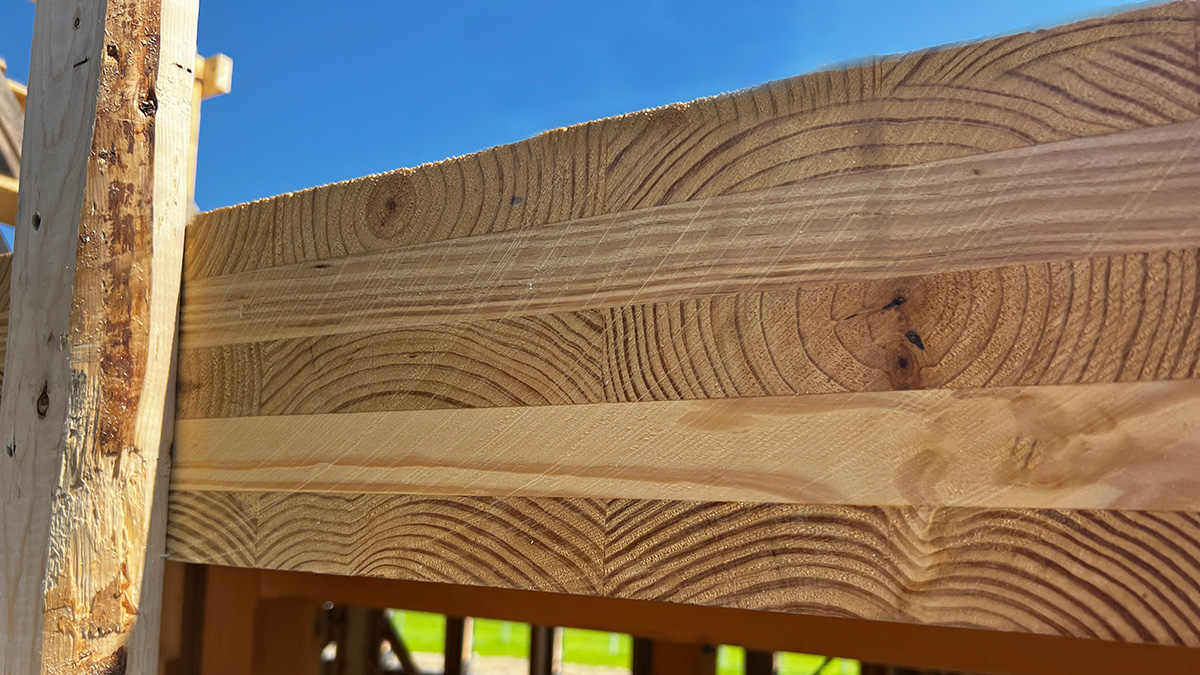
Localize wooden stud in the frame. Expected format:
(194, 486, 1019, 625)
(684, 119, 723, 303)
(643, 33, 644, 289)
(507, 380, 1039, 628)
(199, 566, 261, 675)
(744, 650, 774, 675)
(529, 625, 562, 675)
(442, 616, 472, 675)
(330, 605, 381, 675)
(0, 0, 198, 672)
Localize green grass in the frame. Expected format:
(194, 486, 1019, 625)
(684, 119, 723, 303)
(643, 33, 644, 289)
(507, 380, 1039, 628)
(390, 610, 856, 673)
(561, 628, 632, 667)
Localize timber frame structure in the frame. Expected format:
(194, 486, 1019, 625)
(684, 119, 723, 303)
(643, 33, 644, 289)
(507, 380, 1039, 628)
(4, 1, 1200, 673)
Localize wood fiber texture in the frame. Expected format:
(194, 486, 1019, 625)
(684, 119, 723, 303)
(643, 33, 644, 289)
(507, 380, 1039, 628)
(167, 492, 1200, 647)
(164, 1, 1200, 649)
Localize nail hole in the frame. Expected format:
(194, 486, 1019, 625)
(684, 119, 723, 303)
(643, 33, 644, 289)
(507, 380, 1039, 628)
(31, 213, 40, 231)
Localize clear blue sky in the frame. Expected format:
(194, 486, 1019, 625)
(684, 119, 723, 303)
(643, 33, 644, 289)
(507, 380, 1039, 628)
(0, 0, 1133, 214)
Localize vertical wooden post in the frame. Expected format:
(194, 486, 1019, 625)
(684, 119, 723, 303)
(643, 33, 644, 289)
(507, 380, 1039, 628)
(0, 0, 197, 672)
(253, 597, 324, 675)
(199, 566, 261, 675)
(331, 605, 383, 675)
(744, 650, 775, 675)
(443, 616, 473, 675)
(529, 625, 562, 675)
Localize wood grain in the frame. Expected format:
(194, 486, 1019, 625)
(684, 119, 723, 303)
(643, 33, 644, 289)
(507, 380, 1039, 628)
(180, 1, 1200, 281)
(0, 0, 197, 672)
(165, 491, 1200, 647)
(177, 311, 605, 419)
(173, 379, 1200, 510)
(177, 247, 1200, 419)
(167, 491, 604, 595)
(179, 118, 1200, 348)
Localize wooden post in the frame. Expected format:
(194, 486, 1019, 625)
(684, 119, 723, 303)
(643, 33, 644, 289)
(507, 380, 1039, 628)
(529, 625, 562, 675)
(330, 605, 383, 675)
(199, 566, 261, 675)
(744, 650, 774, 675)
(443, 616, 473, 675)
(253, 597, 324, 675)
(0, 0, 197, 673)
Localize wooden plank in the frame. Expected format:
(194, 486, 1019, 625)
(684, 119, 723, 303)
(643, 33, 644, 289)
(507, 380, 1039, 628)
(180, 2, 1200, 282)
(529, 625, 562, 675)
(167, 493, 1200, 648)
(443, 616, 472, 675)
(175, 247, 1200, 419)
(179, 118, 1200, 348)
(173, 378, 1200, 509)
(254, 569, 1200, 675)
(0, 0, 198, 671)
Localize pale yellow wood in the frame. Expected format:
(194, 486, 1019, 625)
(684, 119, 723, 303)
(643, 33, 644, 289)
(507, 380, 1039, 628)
(179, 119, 1200, 348)
(0, 0, 197, 672)
(173, 378, 1200, 510)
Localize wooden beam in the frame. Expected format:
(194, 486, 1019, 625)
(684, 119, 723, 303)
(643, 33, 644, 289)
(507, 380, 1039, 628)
(254, 568, 1200, 675)
(0, 0, 197, 672)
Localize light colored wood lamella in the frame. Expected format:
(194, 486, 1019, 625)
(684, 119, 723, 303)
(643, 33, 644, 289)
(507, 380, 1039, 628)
(165, 0, 1200, 650)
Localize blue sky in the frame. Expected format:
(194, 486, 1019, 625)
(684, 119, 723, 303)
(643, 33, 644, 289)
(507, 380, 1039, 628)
(0, 0, 1134, 215)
